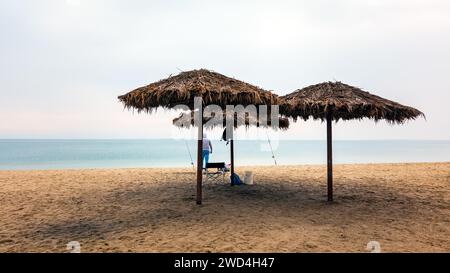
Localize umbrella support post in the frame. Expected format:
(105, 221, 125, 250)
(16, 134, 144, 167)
(230, 138, 234, 186)
(327, 115, 333, 202)
(196, 103, 203, 205)
(230, 127, 235, 186)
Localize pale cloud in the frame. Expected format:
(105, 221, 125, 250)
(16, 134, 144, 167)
(66, 0, 81, 6)
(0, 0, 449, 139)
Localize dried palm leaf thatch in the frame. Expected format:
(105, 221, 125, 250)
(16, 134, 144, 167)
(118, 69, 278, 112)
(173, 111, 290, 130)
(280, 82, 424, 123)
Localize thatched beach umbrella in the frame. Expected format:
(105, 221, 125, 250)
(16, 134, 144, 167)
(118, 69, 278, 204)
(173, 111, 290, 130)
(173, 111, 289, 172)
(280, 82, 424, 201)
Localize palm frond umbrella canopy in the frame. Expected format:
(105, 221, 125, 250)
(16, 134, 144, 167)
(280, 81, 424, 201)
(118, 69, 278, 205)
(173, 112, 289, 182)
(118, 69, 277, 111)
(172, 111, 290, 130)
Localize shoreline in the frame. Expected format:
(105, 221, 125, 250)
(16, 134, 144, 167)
(1, 161, 449, 172)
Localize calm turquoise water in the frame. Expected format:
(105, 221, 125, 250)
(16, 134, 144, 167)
(0, 139, 449, 170)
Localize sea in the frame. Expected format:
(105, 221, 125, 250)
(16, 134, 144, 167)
(0, 139, 449, 170)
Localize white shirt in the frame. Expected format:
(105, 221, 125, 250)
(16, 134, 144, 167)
(202, 138, 212, 152)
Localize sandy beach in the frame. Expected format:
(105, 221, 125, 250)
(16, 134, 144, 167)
(0, 163, 449, 253)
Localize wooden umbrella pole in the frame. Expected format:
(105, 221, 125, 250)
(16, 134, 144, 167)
(196, 103, 203, 205)
(230, 128, 235, 186)
(326, 114, 333, 202)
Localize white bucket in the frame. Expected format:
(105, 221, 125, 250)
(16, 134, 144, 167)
(244, 171, 254, 185)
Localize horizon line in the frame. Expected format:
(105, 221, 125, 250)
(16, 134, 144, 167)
(0, 138, 449, 141)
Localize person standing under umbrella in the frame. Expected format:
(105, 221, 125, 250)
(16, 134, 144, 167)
(202, 133, 213, 169)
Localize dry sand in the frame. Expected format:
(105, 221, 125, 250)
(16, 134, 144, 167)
(0, 163, 449, 253)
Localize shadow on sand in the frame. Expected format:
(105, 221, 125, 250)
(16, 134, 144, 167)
(32, 178, 423, 243)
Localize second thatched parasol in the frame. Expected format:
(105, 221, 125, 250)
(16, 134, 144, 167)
(173, 111, 289, 173)
(280, 81, 424, 201)
(172, 111, 290, 130)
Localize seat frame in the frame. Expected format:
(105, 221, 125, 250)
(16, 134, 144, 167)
(204, 162, 229, 183)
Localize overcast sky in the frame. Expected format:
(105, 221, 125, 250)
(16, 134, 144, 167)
(0, 0, 449, 140)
